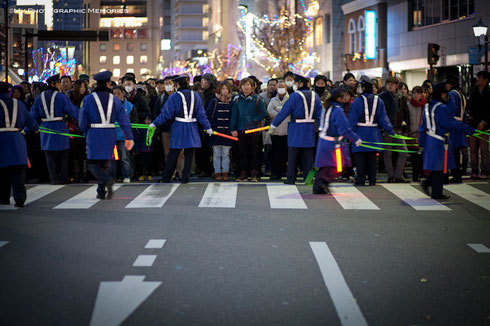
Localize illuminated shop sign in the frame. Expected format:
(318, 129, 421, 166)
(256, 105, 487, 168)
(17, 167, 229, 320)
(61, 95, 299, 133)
(365, 10, 376, 59)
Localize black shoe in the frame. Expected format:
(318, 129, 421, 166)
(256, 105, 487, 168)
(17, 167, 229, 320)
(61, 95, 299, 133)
(106, 178, 115, 199)
(270, 175, 281, 180)
(0, 201, 10, 205)
(432, 194, 450, 200)
(387, 177, 395, 183)
(14, 202, 24, 208)
(421, 181, 431, 197)
(448, 178, 462, 184)
(96, 194, 106, 200)
(355, 181, 365, 186)
(283, 180, 295, 185)
(394, 177, 411, 183)
(313, 183, 329, 195)
(369, 182, 376, 186)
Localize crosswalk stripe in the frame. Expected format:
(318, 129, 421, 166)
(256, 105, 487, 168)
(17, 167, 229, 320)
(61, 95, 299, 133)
(0, 185, 65, 210)
(381, 184, 451, 211)
(126, 184, 179, 208)
(54, 185, 122, 209)
(132, 255, 157, 267)
(266, 184, 307, 209)
(467, 243, 490, 253)
(445, 184, 490, 210)
(329, 183, 380, 210)
(0, 241, 8, 248)
(144, 239, 166, 249)
(199, 183, 238, 208)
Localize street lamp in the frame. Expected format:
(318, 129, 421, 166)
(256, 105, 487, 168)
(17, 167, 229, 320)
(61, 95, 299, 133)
(473, 19, 488, 71)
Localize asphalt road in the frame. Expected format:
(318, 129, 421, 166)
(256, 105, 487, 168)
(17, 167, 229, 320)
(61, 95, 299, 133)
(0, 180, 489, 326)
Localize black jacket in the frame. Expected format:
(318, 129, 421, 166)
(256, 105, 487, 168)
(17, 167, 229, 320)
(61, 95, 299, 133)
(379, 91, 409, 132)
(467, 85, 490, 128)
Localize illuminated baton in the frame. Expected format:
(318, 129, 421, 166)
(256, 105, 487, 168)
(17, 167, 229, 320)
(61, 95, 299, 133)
(213, 131, 238, 141)
(244, 126, 270, 134)
(335, 144, 343, 173)
(113, 145, 119, 160)
(443, 143, 448, 174)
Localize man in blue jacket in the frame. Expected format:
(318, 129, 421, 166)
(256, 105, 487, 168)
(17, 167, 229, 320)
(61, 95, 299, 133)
(270, 74, 323, 184)
(30, 74, 79, 184)
(0, 82, 38, 207)
(150, 75, 213, 184)
(79, 71, 134, 199)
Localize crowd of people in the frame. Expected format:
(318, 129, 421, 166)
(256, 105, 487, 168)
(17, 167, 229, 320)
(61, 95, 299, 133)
(0, 68, 489, 206)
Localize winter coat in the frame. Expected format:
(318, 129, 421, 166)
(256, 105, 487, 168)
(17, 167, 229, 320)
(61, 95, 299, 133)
(230, 93, 268, 132)
(206, 98, 233, 147)
(267, 93, 290, 136)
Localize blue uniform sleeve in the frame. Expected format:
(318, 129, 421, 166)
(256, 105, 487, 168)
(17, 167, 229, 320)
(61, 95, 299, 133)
(79, 96, 91, 134)
(437, 105, 475, 135)
(230, 98, 238, 132)
(333, 108, 359, 143)
(113, 97, 134, 140)
(272, 94, 294, 127)
(418, 113, 427, 148)
(195, 95, 212, 130)
(348, 98, 362, 130)
(314, 93, 323, 125)
(19, 102, 38, 133)
(152, 93, 179, 127)
(376, 99, 395, 135)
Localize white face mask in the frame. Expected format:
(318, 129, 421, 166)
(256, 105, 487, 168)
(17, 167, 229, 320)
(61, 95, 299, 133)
(165, 85, 173, 93)
(285, 81, 293, 88)
(125, 85, 134, 93)
(292, 84, 298, 92)
(277, 88, 286, 95)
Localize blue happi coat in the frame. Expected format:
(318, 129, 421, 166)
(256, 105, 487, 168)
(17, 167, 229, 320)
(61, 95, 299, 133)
(315, 103, 360, 168)
(0, 94, 38, 168)
(79, 89, 134, 160)
(30, 88, 79, 151)
(348, 92, 394, 153)
(152, 88, 211, 149)
(271, 89, 322, 148)
(418, 100, 474, 171)
(447, 89, 468, 148)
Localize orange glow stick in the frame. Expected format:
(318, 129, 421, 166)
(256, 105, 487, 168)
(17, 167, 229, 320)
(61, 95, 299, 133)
(335, 145, 343, 173)
(213, 131, 238, 141)
(114, 145, 119, 160)
(244, 126, 270, 134)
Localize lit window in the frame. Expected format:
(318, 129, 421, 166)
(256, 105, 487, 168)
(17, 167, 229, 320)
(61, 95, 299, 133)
(140, 68, 149, 75)
(100, 56, 107, 64)
(348, 19, 356, 53)
(113, 43, 120, 51)
(127, 56, 134, 64)
(358, 15, 365, 53)
(140, 55, 148, 64)
(161, 39, 171, 50)
(113, 69, 121, 77)
(113, 56, 120, 64)
(99, 69, 106, 72)
(127, 43, 134, 51)
(99, 43, 107, 51)
(140, 43, 148, 51)
(314, 17, 323, 46)
(127, 68, 134, 73)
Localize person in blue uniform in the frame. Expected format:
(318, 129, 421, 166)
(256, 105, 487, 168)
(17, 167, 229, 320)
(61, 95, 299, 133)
(30, 74, 79, 184)
(419, 82, 475, 199)
(446, 76, 468, 183)
(79, 71, 134, 199)
(270, 74, 323, 184)
(0, 82, 38, 207)
(149, 75, 213, 184)
(313, 88, 362, 194)
(348, 75, 395, 186)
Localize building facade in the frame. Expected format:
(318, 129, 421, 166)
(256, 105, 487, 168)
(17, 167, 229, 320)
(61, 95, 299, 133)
(84, 0, 160, 81)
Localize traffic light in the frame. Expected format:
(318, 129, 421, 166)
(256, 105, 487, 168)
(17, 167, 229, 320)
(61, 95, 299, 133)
(428, 43, 440, 65)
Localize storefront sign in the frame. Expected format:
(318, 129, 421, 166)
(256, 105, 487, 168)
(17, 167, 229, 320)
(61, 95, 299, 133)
(365, 10, 377, 59)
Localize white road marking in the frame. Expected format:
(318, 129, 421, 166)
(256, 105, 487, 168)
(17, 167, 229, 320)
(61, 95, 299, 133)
(329, 183, 380, 210)
(381, 184, 451, 211)
(0, 241, 9, 248)
(198, 183, 238, 208)
(0, 185, 65, 210)
(54, 185, 121, 209)
(446, 184, 490, 210)
(132, 255, 157, 267)
(467, 243, 490, 253)
(266, 184, 307, 209)
(126, 184, 179, 208)
(144, 239, 166, 249)
(310, 242, 368, 326)
(89, 275, 161, 326)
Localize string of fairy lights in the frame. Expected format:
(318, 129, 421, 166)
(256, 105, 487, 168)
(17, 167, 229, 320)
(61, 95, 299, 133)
(29, 47, 77, 83)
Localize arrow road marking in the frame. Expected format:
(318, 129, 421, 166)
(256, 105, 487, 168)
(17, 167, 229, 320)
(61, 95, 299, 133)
(89, 275, 161, 326)
(310, 242, 368, 326)
(144, 239, 166, 249)
(467, 243, 490, 253)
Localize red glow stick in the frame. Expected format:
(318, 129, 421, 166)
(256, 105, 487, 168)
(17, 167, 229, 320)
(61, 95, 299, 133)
(244, 126, 270, 134)
(213, 131, 238, 141)
(443, 144, 448, 173)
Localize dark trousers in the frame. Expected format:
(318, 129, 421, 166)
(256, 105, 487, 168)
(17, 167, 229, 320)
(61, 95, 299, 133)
(88, 160, 111, 196)
(45, 150, 69, 184)
(136, 152, 153, 177)
(410, 153, 423, 181)
(450, 147, 466, 181)
(423, 170, 445, 198)
(0, 165, 26, 205)
(237, 132, 260, 173)
(354, 151, 377, 185)
(287, 146, 314, 183)
(195, 132, 212, 175)
(271, 135, 288, 178)
(163, 148, 194, 183)
(313, 167, 337, 194)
